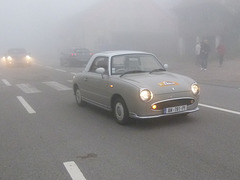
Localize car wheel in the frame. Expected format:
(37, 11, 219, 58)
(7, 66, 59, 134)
(75, 87, 86, 106)
(113, 98, 129, 125)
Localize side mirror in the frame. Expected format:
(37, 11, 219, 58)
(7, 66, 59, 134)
(96, 67, 105, 74)
(164, 64, 168, 69)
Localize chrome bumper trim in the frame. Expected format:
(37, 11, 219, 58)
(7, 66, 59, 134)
(129, 107, 199, 119)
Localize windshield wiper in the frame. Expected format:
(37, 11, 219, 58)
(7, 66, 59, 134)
(120, 70, 146, 77)
(149, 68, 166, 74)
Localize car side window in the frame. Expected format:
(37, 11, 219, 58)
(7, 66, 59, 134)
(89, 57, 108, 74)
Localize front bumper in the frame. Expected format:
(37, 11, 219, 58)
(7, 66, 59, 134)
(6, 59, 32, 66)
(127, 94, 199, 119)
(129, 107, 199, 119)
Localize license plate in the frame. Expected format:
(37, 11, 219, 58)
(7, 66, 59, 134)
(164, 105, 187, 114)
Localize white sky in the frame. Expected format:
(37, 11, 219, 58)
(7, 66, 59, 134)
(0, 0, 177, 53)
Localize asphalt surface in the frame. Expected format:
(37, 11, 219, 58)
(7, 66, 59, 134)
(0, 58, 240, 180)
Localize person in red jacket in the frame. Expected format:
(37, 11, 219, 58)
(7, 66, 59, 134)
(216, 42, 225, 67)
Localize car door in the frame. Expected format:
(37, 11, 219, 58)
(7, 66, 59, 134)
(83, 56, 111, 110)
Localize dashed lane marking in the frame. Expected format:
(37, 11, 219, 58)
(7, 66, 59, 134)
(199, 103, 240, 115)
(63, 161, 87, 180)
(16, 84, 41, 94)
(1, 79, 11, 86)
(17, 96, 36, 114)
(42, 81, 72, 91)
(55, 68, 67, 72)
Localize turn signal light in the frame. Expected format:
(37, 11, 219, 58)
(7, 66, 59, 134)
(152, 104, 157, 110)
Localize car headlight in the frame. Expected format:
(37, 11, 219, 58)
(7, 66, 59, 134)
(26, 55, 31, 60)
(25, 55, 32, 63)
(7, 56, 12, 61)
(1, 57, 6, 62)
(140, 89, 153, 102)
(191, 83, 200, 95)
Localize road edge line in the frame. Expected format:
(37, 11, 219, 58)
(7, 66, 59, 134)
(199, 103, 240, 115)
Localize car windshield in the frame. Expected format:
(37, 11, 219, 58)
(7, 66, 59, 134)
(74, 49, 90, 54)
(8, 49, 27, 55)
(111, 54, 164, 75)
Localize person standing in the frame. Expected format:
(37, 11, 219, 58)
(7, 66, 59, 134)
(216, 42, 225, 67)
(200, 39, 211, 70)
(195, 41, 201, 66)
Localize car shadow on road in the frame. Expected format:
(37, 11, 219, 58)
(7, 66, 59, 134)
(77, 103, 200, 129)
(127, 114, 200, 130)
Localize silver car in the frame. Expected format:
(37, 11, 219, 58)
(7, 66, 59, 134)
(2, 48, 33, 67)
(73, 51, 200, 125)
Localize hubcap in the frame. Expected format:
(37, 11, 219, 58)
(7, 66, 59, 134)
(76, 89, 81, 103)
(115, 102, 124, 121)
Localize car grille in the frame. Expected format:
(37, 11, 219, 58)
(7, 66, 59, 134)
(152, 98, 195, 110)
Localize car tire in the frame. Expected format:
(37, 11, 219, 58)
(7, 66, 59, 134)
(113, 98, 129, 125)
(75, 87, 86, 106)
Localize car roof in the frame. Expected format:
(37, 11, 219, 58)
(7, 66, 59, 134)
(62, 47, 89, 50)
(72, 47, 89, 50)
(94, 50, 152, 57)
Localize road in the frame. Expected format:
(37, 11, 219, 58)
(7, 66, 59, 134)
(0, 60, 240, 180)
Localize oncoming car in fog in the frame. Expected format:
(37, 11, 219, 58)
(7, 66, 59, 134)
(1, 48, 33, 67)
(73, 51, 200, 125)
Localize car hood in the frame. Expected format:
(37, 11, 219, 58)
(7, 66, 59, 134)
(122, 72, 195, 94)
(10, 54, 26, 58)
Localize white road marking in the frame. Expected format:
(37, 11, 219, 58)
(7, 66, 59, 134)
(17, 96, 36, 114)
(199, 103, 240, 115)
(55, 68, 67, 72)
(43, 81, 72, 91)
(16, 84, 41, 93)
(63, 161, 87, 180)
(1, 79, 11, 86)
(67, 80, 73, 83)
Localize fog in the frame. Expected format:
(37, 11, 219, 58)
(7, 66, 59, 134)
(1, 0, 239, 62)
(0, 0, 178, 60)
(0, 0, 101, 57)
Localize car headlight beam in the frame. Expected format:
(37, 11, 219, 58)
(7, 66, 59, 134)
(1, 57, 6, 63)
(7, 56, 12, 61)
(26, 55, 31, 60)
(191, 83, 200, 95)
(140, 89, 153, 102)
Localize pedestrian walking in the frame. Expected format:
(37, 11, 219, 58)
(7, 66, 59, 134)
(195, 41, 201, 66)
(200, 39, 211, 70)
(216, 42, 225, 67)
